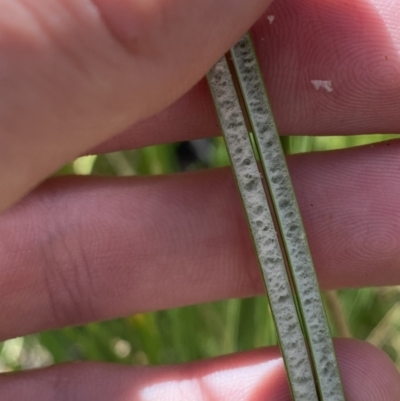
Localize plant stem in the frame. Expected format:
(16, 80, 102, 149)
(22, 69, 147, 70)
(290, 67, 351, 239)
(207, 56, 319, 401)
(229, 33, 346, 401)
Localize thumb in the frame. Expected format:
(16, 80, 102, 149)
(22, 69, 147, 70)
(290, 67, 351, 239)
(0, 0, 272, 212)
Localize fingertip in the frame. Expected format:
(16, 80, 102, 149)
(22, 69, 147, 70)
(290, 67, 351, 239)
(336, 338, 400, 401)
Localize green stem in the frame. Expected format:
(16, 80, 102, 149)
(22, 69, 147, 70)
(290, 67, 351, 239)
(230, 34, 345, 401)
(207, 56, 319, 401)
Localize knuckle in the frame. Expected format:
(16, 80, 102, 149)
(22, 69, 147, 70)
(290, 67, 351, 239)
(90, 0, 167, 52)
(39, 225, 97, 327)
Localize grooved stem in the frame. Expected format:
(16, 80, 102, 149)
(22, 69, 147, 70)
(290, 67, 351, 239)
(207, 57, 319, 401)
(229, 34, 346, 401)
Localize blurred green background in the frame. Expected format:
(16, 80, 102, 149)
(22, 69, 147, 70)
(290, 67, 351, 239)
(2, 134, 400, 374)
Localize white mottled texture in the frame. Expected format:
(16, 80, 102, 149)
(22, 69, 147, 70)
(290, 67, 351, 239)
(230, 34, 346, 401)
(207, 57, 319, 401)
(311, 80, 334, 92)
(267, 15, 275, 24)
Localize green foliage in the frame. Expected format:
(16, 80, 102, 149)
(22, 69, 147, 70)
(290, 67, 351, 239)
(2, 135, 400, 372)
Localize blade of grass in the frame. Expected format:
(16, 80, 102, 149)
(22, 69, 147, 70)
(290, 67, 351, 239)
(367, 301, 400, 347)
(230, 33, 345, 401)
(324, 291, 352, 338)
(207, 56, 319, 401)
(222, 299, 241, 354)
(236, 297, 277, 351)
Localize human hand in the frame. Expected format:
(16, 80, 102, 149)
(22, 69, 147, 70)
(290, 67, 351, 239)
(1, 0, 400, 399)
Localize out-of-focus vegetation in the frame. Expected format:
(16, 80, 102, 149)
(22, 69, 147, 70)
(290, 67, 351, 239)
(2, 134, 400, 374)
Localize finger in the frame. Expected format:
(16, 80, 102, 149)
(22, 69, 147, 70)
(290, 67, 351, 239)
(1, 140, 400, 339)
(0, 0, 272, 212)
(0, 340, 399, 401)
(93, 0, 400, 154)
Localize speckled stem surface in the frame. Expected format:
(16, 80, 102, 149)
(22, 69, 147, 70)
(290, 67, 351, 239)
(207, 57, 319, 401)
(230, 34, 346, 401)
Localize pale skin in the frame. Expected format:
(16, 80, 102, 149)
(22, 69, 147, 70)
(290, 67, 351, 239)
(1, 0, 400, 399)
